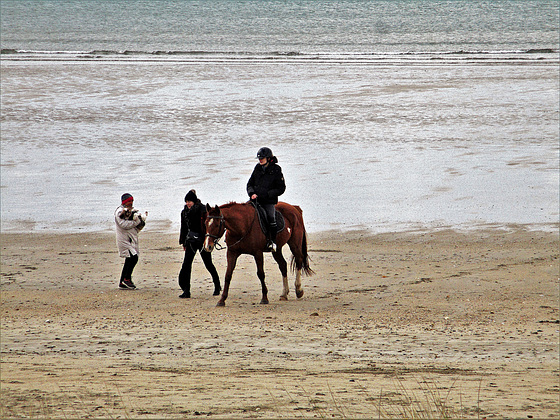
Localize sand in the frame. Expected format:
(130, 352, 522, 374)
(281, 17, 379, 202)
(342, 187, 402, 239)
(1, 227, 558, 419)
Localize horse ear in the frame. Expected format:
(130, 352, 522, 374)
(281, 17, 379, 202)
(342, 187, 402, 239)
(214, 205, 219, 211)
(206, 203, 211, 212)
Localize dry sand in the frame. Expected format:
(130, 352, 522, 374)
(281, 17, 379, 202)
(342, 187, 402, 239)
(1, 227, 558, 419)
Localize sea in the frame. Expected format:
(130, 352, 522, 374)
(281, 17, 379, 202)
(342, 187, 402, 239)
(1, 0, 558, 234)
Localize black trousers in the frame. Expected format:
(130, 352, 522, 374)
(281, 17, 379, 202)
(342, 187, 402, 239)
(261, 204, 276, 225)
(120, 252, 138, 282)
(261, 203, 277, 239)
(178, 242, 220, 293)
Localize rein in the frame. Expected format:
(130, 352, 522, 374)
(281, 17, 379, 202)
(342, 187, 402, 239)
(205, 206, 257, 250)
(205, 215, 226, 250)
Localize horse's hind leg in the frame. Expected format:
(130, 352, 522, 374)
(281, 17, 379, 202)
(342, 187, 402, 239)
(217, 251, 239, 307)
(295, 269, 303, 299)
(288, 239, 304, 299)
(272, 247, 289, 300)
(254, 252, 268, 304)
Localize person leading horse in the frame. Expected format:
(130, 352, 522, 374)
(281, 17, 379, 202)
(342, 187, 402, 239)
(246, 147, 286, 252)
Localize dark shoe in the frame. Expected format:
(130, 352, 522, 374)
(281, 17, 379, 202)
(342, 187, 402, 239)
(213, 285, 222, 296)
(179, 292, 191, 298)
(119, 279, 136, 290)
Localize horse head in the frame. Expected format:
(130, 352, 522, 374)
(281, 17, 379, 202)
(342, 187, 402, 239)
(204, 204, 225, 252)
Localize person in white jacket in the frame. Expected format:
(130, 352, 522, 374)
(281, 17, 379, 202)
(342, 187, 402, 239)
(115, 193, 147, 289)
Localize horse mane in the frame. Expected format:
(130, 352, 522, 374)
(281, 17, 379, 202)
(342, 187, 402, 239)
(220, 201, 249, 210)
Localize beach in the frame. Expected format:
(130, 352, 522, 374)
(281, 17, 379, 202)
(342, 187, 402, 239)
(1, 1, 559, 418)
(1, 227, 558, 418)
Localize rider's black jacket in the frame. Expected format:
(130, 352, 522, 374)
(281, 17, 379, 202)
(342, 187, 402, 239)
(246, 158, 286, 205)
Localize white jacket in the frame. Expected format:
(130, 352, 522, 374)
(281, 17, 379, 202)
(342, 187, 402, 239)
(115, 206, 145, 258)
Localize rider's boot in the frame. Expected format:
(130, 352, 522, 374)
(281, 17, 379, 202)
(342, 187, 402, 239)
(268, 225, 277, 252)
(265, 236, 274, 252)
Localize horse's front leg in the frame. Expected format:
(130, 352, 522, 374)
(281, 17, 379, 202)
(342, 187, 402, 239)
(254, 252, 268, 304)
(272, 247, 289, 300)
(217, 250, 239, 307)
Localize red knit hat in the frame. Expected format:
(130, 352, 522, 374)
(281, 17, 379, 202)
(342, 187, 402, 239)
(121, 193, 133, 205)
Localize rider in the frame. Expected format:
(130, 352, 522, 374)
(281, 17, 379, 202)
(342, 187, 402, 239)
(246, 147, 286, 252)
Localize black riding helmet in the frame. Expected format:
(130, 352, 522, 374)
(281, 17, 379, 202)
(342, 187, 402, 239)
(256, 147, 273, 159)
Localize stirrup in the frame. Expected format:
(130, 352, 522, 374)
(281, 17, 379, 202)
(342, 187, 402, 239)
(265, 240, 276, 252)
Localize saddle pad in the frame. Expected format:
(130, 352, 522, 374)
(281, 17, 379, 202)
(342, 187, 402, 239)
(252, 203, 285, 236)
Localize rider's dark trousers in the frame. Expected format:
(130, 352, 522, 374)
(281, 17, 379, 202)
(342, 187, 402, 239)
(261, 203, 277, 241)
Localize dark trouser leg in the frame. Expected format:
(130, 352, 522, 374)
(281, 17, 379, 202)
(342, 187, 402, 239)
(263, 204, 277, 242)
(178, 245, 196, 295)
(270, 223, 278, 243)
(200, 249, 221, 295)
(120, 253, 138, 282)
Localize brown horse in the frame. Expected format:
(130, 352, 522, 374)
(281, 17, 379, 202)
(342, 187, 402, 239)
(204, 201, 313, 306)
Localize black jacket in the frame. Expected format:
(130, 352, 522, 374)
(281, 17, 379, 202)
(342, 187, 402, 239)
(246, 159, 286, 205)
(179, 201, 207, 246)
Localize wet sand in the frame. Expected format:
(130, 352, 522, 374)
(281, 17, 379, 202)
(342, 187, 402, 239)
(1, 227, 558, 418)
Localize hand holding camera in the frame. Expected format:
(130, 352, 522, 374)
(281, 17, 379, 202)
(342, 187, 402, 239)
(132, 210, 148, 231)
(133, 210, 148, 222)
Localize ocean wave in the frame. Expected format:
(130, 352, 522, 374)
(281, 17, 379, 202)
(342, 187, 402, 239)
(1, 48, 558, 63)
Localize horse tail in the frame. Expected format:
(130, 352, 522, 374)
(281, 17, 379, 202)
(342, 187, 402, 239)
(291, 206, 314, 276)
(300, 229, 314, 276)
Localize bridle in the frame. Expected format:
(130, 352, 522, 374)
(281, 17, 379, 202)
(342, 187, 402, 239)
(205, 214, 225, 250)
(205, 206, 257, 250)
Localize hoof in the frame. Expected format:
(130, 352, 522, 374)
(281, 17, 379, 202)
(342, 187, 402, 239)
(260, 299, 269, 305)
(296, 289, 304, 299)
(279, 296, 288, 301)
(216, 301, 225, 307)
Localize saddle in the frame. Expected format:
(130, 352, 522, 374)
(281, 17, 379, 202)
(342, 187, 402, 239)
(250, 202, 285, 237)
